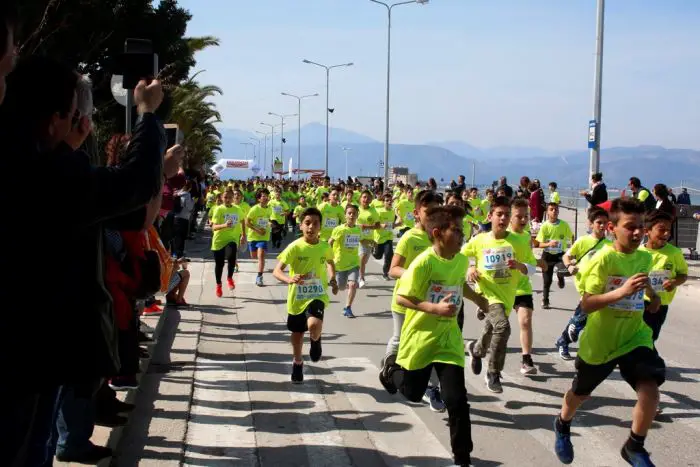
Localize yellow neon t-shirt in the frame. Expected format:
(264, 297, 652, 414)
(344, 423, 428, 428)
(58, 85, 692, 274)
(374, 207, 395, 244)
(320, 203, 345, 241)
(246, 204, 272, 241)
(357, 206, 379, 241)
(211, 204, 244, 250)
(639, 243, 688, 306)
(536, 220, 573, 254)
(396, 248, 468, 370)
(278, 238, 333, 316)
(330, 224, 362, 272)
(567, 235, 611, 295)
(391, 228, 432, 314)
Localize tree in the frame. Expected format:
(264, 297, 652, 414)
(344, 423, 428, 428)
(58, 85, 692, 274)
(170, 74, 223, 169)
(14, 0, 224, 162)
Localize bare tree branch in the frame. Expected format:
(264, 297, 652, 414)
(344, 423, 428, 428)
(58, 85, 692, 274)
(19, 0, 65, 54)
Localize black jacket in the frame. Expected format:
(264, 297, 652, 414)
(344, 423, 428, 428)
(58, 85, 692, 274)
(585, 183, 608, 207)
(1, 113, 164, 386)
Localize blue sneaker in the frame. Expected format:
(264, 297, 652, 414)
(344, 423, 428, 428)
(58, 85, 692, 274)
(553, 417, 574, 464)
(621, 445, 655, 466)
(255, 276, 264, 287)
(557, 342, 573, 361)
(343, 307, 355, 318)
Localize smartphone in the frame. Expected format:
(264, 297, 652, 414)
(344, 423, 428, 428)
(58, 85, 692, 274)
(116, 38, 160, 89)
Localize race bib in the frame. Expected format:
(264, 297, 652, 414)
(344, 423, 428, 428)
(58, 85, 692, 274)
(406, 212, 415, 222)
(605, 276, 644, 312)
(482, 246, 514, 271)
(344, 234, 360, 249)
(256, 218, 269, 229)
(426, 284, 462, 307)
(296, 279, 325, 300)
(325, 218, 339, 229)
(545, 240, 563, 254)
(649, 271, 670, 292)
(272, 205, 283, 215)
(224, 213, 239, 226)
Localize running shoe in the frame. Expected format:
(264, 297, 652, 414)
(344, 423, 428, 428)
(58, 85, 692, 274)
(485, 372, 503, 393)
(558, 274, 566, 289)
(520, 355, 537, 375)
(467, 340, 482, 375)
(343, 307, 356, 318)
(553, 417, 574, 464)
(215, 284, 223, 297)
(422, 386, 446, 413)
(291, 361, 304, 384)
(256, 276, 264, 287)
(227, 277, 235, 290)
(109, 376, 138, 391)
(558, 344, 574, 361)
(310, 337, 323, 362)
(621, 445, 655, 467)
(542, 299, 551, 310)
(379, 354, 398, 394)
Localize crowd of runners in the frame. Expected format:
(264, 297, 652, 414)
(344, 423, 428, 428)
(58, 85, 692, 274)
(201, 173, 693, 467)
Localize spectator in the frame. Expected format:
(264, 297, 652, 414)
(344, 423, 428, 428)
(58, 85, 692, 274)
(653, 183, 676, 219)
(518, 176, 531, 199)
(529, 182, 545, 223)
(497, 176, 514, 198)
(453, 174, 467, 197)
(0, 56, 178, 467)
(668, 188, 677, 204)
(628, 176, 656, 212)
(427, 177, 438, 191)
(173, 180, 195, 258)
(580, 172, 608, 209)
(677, 188, 691, 205)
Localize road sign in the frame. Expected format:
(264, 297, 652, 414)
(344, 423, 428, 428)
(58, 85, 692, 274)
(588, 120, 597, 149)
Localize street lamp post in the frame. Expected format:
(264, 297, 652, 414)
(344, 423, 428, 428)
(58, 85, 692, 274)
(249, 137, 260, 162)
(302, 59, 354, 177)
(342, 147, 352, 181)
(282, 92, 319, 180)
(268, 112, 297, 177)
(255, 131, 269, 176)
(260, 122, 280, 177)
(589, 0, 605, 182)
(369, 0, 429, 190)
(240, 142, 253, 159)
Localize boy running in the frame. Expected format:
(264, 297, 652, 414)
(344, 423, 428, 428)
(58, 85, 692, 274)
(246, 188, 272, 287)
(379, 205, 489, 467)
(556, 207, 611, 360)
(463, 196, 537, 393)
(319, 187, 345, 242)
(508, 198, 539, 375)
(330, 204, 362, 318)
(273, 207, 339, 383)
(553, 198, 664, 466)
(534, 202, 574, 309)
(639, 210, 688, 343)
(357, 190, 380, 288)
(373, 193, 398, 280)
(210, 191, 245, 297)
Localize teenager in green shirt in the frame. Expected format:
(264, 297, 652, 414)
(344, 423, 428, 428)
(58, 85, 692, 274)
(534, 202, 574, 309)
(273, 207, 338, 384)
(554, 198, 664, 467)
(329, 204, 362, 318)
(379, 205, 488, 467)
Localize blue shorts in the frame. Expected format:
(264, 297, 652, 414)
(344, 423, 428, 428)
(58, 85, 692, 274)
(248, 240, 268, 252)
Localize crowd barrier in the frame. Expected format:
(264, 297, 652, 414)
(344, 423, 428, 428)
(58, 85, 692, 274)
(674, 204, 700, 258)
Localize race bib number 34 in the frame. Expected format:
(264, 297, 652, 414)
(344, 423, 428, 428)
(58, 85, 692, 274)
(605, 276, 644, 312)
(649, 271, 670, 292)
(482, 246, 514, 271)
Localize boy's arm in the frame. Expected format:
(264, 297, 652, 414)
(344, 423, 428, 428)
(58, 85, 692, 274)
(389, 254, 406, 279)
(462, 283, 489, 311)
(272, 261, 292, 284)
(396, 294, 457, 317)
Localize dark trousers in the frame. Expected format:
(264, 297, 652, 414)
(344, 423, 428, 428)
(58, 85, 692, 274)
(557, 302, 588, 347)
(159, 212, 176, 252)
(214, 242, 238, 284)
(541, 251, 564, 301)
(394, 363, 472, 464)
(644, 304, 669, 342)
(24, 385, 63, 467)
(56, 378, 103, 457)
(118, 313, 140, 376)
(173, 217, 189, 258)
(372, 240, 393, 276)
(271, 220, 283, 248)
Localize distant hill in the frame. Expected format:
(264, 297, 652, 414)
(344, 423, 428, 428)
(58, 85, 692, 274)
(216, 124, 700, 188)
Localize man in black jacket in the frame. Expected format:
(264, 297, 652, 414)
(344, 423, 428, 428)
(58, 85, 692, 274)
(0, 57, 179, 467)
(628, 176, 656, 212)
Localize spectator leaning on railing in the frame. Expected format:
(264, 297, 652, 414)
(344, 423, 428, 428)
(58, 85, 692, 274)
(0, 54, 182, 466)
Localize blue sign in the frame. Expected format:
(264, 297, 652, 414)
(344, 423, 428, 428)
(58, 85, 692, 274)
(588, 120, 597, 149)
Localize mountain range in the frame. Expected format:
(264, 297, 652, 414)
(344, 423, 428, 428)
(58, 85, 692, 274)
(217, 123, 700, 189)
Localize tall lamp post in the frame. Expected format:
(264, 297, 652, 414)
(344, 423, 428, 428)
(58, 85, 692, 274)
(268, 112, 297, 176)
(240, 142, 253, 160)
(342, 147, 352, 181)
(369, 0, 429, 190)
(302, 59, 354, 177)
(248, 137, 260, 162)
(282, 92, 319, 180)
(588, 0, 605, 182)
(255, 130, 269, 175)
(260, 122, 280, 177)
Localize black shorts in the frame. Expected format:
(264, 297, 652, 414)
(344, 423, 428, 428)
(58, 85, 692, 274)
(513, 294, 534, 310)
(286, 299, 325, 333)
(571, 346, 665, 396)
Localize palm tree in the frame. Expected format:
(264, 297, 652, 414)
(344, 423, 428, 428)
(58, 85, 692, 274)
(169, 73, 223, 169)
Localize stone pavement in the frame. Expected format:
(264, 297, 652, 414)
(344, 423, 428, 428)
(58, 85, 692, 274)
(61, 224, 700, 467)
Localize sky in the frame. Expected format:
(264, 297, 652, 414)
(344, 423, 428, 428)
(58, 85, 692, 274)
(177, 0, 700, 151)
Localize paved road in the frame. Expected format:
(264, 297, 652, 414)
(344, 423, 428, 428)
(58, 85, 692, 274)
(112, 227, 700, 467)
